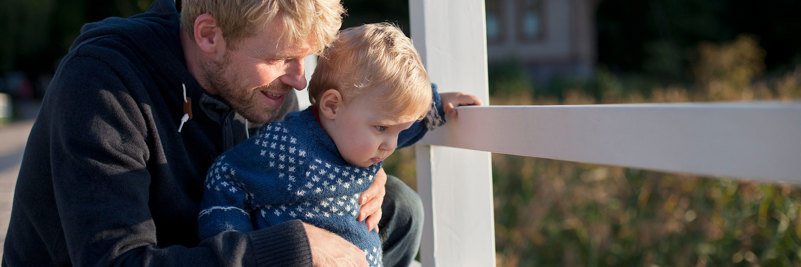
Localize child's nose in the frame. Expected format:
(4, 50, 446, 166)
(379, 136, 398, 151)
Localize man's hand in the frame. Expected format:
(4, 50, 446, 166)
(358, 167, 387, 232)
(440, 92, 484, 118)
(305, 223, 368, 267)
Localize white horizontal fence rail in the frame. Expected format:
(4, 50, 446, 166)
(422, 102, 801, 183)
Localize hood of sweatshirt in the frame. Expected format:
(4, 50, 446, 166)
(72, 0, 200, 108)
(68, 0, 298, 151)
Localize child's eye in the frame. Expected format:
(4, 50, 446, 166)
(374, 126, 386, 132)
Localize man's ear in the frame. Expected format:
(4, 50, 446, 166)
(319, 89, 343, 120)
(193, 14, 226, 56)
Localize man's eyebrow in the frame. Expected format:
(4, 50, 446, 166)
(251, 46, 302, 59)
(272, 52, 297, 58)
(272, 47, 311, 58)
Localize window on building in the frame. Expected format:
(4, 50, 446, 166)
(486, 0, 504, 43)
(517, 0, 544, 41)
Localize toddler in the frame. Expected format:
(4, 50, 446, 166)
(197, 22, 479, 266)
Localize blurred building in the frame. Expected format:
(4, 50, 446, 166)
(486, 0, 597, 81)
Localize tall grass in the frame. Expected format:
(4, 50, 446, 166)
(384, 36, 801, 266)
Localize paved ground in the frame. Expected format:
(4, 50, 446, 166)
(0, 120, 34, 259)
(0, 100, 40, 259)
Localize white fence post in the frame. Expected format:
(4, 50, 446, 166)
(410, 0, 496, 266)
(296, 55, 317, 110)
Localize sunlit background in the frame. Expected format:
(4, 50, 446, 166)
(1, 0, 800, 266)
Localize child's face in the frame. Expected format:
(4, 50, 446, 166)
(326, 93, 420, 168)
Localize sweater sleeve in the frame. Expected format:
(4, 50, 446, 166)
(43, 48, 311, 266)
(397, 83, 445, 149)
(197, 158, 255, 241)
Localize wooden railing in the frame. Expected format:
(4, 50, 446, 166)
(413, 103, 801, 266)
(409, 0, 801, 266)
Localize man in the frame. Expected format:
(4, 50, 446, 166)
(2, 0, 423, 266)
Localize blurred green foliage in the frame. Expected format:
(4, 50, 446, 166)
(598, 0, 801, 79)
(386, 36, 801, 266)
(0, 0, 408, 79)
(340, 0, 409, 33)
(0, 0, 151, 75)
(5, 0, 801, 94)
(491, 156, 801, 266)
(5, 1, 801, 265)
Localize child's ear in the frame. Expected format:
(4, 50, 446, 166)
(319, 89, 342, 119)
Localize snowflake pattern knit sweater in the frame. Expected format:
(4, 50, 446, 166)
(198, 88, 444, 267)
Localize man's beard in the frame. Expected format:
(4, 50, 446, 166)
(203, 56, 288, 124)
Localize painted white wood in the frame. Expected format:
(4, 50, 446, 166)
(423, 102, 801, 183)
(412, 145, 435, 265)
(410, 0, 496, 266)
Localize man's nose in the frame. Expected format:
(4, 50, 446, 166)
(280, 58, 307, 91)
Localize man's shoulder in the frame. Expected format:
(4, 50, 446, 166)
(66, 8, 179, 72)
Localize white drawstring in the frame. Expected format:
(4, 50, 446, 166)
(178, 83, 190, 133)
(176, 83, 248, 139)
(178, 113, 189, 133)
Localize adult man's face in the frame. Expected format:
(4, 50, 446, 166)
(203, 18, 313, 124)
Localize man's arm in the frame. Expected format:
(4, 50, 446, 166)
(197, 159, 255, 241)
(305, 223, 369, 267)
(357, 167, 387, 232)
(45, 54, 312, 266)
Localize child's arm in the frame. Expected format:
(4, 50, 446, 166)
(396, 83, 483, 149)
(197, 158, 255, 241)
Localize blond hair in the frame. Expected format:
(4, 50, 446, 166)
(180, 0, 344, 52)
(309, 23, 431, 118)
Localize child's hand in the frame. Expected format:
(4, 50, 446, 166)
(440, 92, 483, 119)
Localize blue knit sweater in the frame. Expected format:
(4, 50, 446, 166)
(199, 87, 444, 266)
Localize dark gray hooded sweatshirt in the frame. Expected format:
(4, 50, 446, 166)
(2, 0, 311, 265)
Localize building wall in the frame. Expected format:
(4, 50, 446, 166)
(486, 0, 596, 81)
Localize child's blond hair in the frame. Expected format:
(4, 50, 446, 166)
(180, 0, 344, 53)
(309, 23, 432, 118)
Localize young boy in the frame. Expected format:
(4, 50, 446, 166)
(197, 23, 480, 266)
